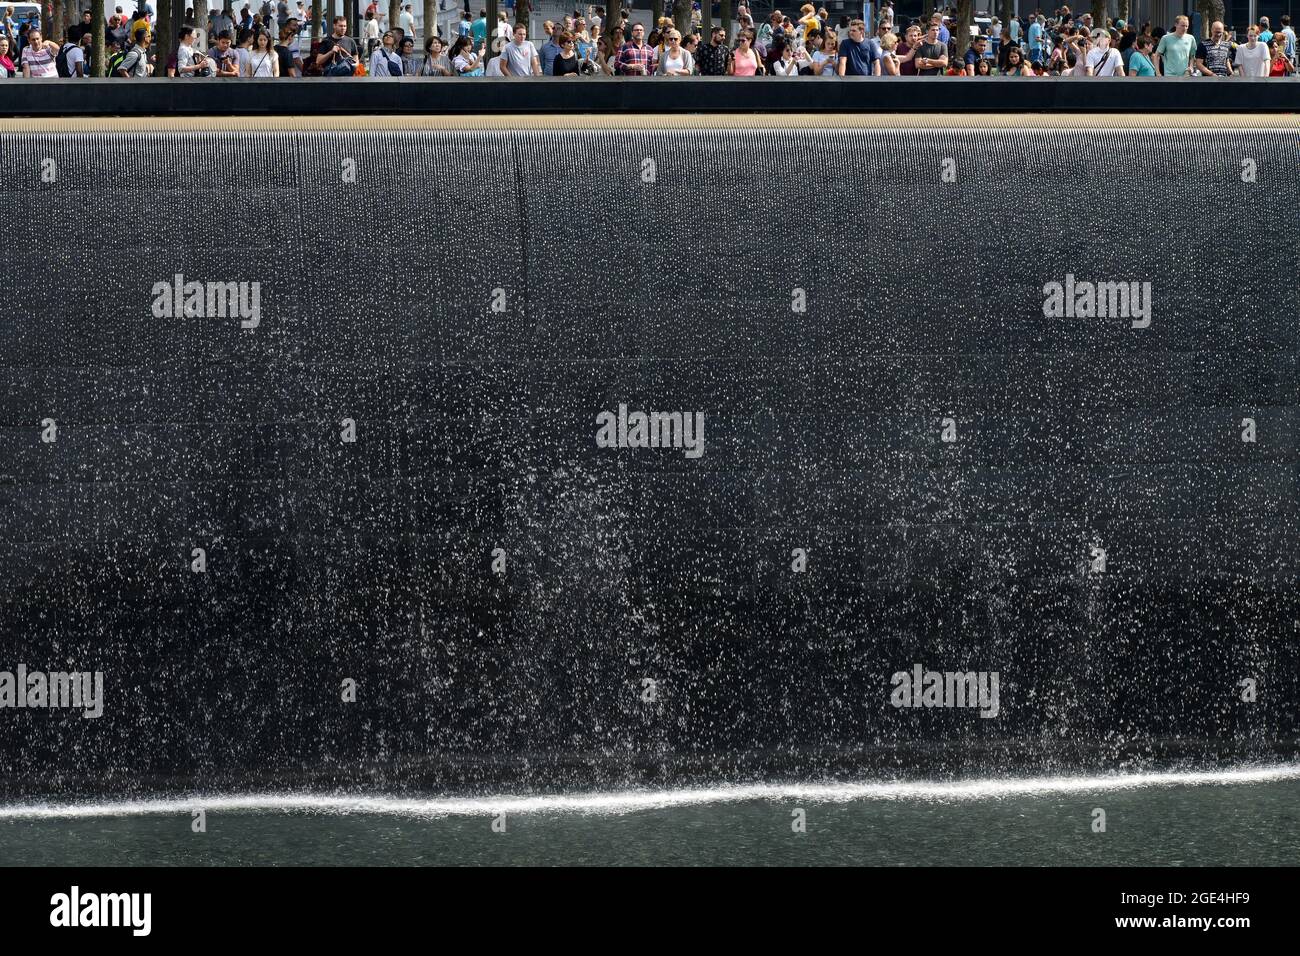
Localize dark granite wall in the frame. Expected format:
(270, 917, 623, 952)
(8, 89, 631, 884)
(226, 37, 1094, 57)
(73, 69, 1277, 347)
(0, 126, 1297, 796)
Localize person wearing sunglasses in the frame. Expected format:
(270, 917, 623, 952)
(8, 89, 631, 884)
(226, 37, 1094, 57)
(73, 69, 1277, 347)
(553, 30, 581, 75)
(655, 29, 694, 74)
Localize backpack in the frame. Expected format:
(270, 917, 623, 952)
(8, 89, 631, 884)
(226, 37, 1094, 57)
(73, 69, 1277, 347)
(113, 47, 142, 76)
(107, 49, 129, 76)
(55, 42, 74, 77)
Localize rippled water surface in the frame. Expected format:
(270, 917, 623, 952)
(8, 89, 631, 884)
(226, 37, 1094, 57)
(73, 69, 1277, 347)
(3, 766, 1297, 865)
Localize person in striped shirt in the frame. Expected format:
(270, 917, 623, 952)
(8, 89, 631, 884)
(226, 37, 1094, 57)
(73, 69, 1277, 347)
(20, 27, 60, 77)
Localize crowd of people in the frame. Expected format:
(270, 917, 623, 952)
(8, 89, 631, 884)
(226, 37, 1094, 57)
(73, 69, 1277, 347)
(1, 3, 1297, 78)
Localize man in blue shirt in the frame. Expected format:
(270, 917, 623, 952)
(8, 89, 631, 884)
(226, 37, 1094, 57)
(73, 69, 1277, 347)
(1027, 14, 1045, 63)
(930, 13, 949, 44)
(538, 20, 563, 74)
(837, 17, 880, 74)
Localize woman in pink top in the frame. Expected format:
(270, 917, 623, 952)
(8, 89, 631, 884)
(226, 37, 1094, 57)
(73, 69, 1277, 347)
(0, 36, 16, 77)
(728, 29, 762, 75)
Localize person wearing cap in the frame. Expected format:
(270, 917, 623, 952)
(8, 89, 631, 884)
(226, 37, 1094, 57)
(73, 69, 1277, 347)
(1086, 27, 1123, 75)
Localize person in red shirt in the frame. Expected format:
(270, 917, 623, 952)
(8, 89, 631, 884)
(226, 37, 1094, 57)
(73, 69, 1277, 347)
(1269, 36, 1295, 74)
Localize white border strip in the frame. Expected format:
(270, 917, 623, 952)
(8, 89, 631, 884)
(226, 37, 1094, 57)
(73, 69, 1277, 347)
(2, 764, 1297, 820)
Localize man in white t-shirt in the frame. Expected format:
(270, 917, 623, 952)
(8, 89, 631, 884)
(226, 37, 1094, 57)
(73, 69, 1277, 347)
(399, 3, 415, 36)
(63, 32, 91, 76)
(501, 22, 540, 75)
(1233, 25, 1271, 76)
(1085, 28, 1123, 75)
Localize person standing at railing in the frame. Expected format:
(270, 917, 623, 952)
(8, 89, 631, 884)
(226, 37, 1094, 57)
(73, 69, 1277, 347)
(501, 22, 540, 75)
(617, 21, 655, 75)
(1126, 34, 1156, 76)
(912, 20, 946, 75)
(807, 29, 836, 74)
(553, 31, 581, 75)
(1233, 24, 1271, 76)
(275, 24, 298, 75)
(896, 23, 920, 74)
(574, 17, 592, 60)
(315, 15, 359, 74)
(727, 29, 761, 75)
(836, 18, 879, 76)
(244, 28, 279, 74)
(656, 29, 692, 75)
(370, 30, 404, 74)
(1152, 14, 1195, 76)
(420, 34, 452, 74)
(19, 27, 59, 76)
(696, 25, 728, 75)
(538, 20, 562, 75)
(449, 35, 484, 73)
(1268, 36, 1295, 74)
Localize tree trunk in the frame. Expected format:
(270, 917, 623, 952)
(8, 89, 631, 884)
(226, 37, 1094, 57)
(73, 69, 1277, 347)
(720, 0, 730, 41)
(310, 1, 320, 45)
(1117, 0, 1129, 24)
(515, 0, 528, 29)
(91, 0, 105, 74)
(194, 0, 207, 28)
(422, 0, 434, 41)
(954, 0, 972, 60)
(701, 0, 710, 36)
(1000, 0, 1012, 37)
(1091, 0, 1106, 29)
(1196, 0, 1224, 35)
(651, 0, 662, 31)
(485, 0, 497, 53)
(671, 0, 689, 36)
(388, 0, 398, 34)
(155, 0, 172, 75)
